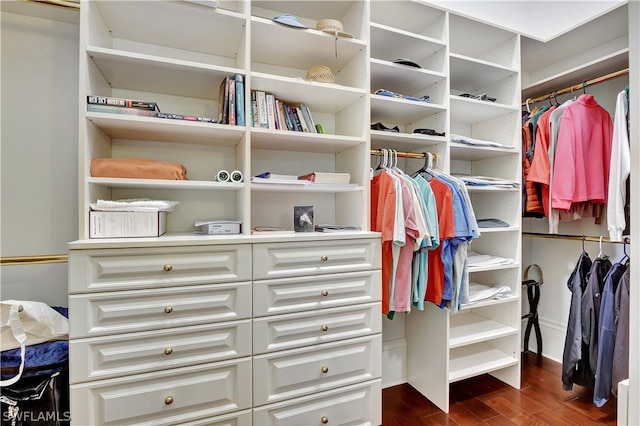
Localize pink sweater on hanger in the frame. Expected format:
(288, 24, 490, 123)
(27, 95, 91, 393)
(551, 94, 613, 210)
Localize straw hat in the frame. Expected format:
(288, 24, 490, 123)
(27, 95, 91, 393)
(305, 65, 335, 83)
(316, 19, 354, 38)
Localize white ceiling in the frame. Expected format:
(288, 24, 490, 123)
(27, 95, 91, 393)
(427, 0, 626, 42)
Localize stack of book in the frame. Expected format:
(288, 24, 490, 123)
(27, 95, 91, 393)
(249, 90, 322, 134)
(87, 96, 160, 117)
(218, 73, 245, 126)
(87, 95, 217, 123)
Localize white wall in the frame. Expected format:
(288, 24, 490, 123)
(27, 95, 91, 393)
(0, 10, 79, 306)
(428, 0, 625, 42)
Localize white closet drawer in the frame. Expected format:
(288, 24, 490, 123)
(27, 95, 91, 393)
(253, 271, 381, 317)
(253, 379, 381, 426)
(70, 358, 252, 426)
(69, 282, 251, 338)
(253, 303, 381, 354)
(253, 239, 381, 280)
(69, 245, 251, 293)
(70, 319, 252, 384)
(253, 335, 382, 406)
(175, 410, 252, 425)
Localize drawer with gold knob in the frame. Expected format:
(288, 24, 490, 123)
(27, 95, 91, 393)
(253, 379, 381, 425)
(252, 302, 381, 354)
(70, 358, 251, 426)
(69, 282, 251, 338)
(253, 335, 381, 405)
(69, 245, 251, 293)
(253, 239, 381, 280)
(253, 271, 381, 317)
(70, 319, 251, 383)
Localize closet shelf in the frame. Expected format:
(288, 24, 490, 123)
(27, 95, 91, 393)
(87, 46, 242, 99)
(250, 72, 365, 112)
(370, 96, 446, 125)
(449, 313, 518, 349)
(450, 96, 518, 124)
(450, 143, 518, 161)
(251, 183, 362, 193)
(370, 131, 446, 152)
(251, 130, 365, 154)
(93, 1, 246, 58)
(449, 53, 518, 91)
(449, 343, 519, 383)
(477, 226, 520, 234)
(468, 263, 519, 273)
(370, 22, 445, 64)
(251, 16, 366, 70)
(459, 295, 520, 311)
(465, 186, 520, 194)
(370, 59, 446, 95)
(86, 112, 245, 146)
(87, 177, 243, 191)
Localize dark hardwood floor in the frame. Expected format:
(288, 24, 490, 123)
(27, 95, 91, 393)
(383, 352, 618, 425)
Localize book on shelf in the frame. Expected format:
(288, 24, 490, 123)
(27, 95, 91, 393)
(234, 74, 245, 126)
(298, 172, 351, 184)
(250, 90, 258, 127)
(157, 112, 216, 122)
(265, 93, 276, 130)
(87, 104, 159, 117)
(256, 91, 269, 129)
(298, 104, 317, 133)
(218, 76, 230, 124)
(228, 77, 236, 126)
(295, 107, 309, 132)
(251, 226, 295, 235)
(276, 100, 290, 131)
(287, 105, 302, 131)
(87, 95, 159, 111)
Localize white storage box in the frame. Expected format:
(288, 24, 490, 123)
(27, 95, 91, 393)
(89, 211, 167, 238)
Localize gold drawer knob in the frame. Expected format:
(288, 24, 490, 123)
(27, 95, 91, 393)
(164, 396, 174, 405)
(321, 366, 329, 374)
(321, 416, 329, 424)
(163, 264, 173, 272)
(164, 306, 174, 314)
(321, 290, 329, 297)
(164, 347, 173, 356)
(321, 255, 328, 262)
(321, 325, 328, 332)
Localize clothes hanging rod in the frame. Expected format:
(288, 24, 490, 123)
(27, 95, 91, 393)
(523, 232, 630, 245)
(1, 254, 69, 266)
(370, 149, 438, 161)
(522, 68, 629, 106)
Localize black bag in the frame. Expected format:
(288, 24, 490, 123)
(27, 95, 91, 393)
(1, 307, 69, 426)
(1, 367, 69, 426)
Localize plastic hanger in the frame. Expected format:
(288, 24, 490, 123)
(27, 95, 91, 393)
(581, 235, 587, 254)
(410, 152, 435, 179)
(619, 237, 629, 264)
(525, 98, 532, 113)
(582, 81, 587, 94)
(597, 236, 608, 259)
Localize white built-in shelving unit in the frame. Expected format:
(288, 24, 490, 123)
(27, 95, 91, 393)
(368, 2, 523, 414)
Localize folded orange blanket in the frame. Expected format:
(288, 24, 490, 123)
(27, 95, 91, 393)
(91, 158, 188, 180)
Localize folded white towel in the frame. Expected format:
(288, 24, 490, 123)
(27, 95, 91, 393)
(90, 198, 179, 212)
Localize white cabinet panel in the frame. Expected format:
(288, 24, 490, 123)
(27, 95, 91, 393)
(69, 245, 252, 293)
(70, 320, 252, 383)
(253, 303, 381, 354)
(69, 282, 251, 338)
(253, 271, 381, 317)
(253, 240, 381, 280)
(253, 335, 382, 406)
(253, 379, 381, 426)
(70, 358, 252, 426)
(176, 410, 252, 426)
